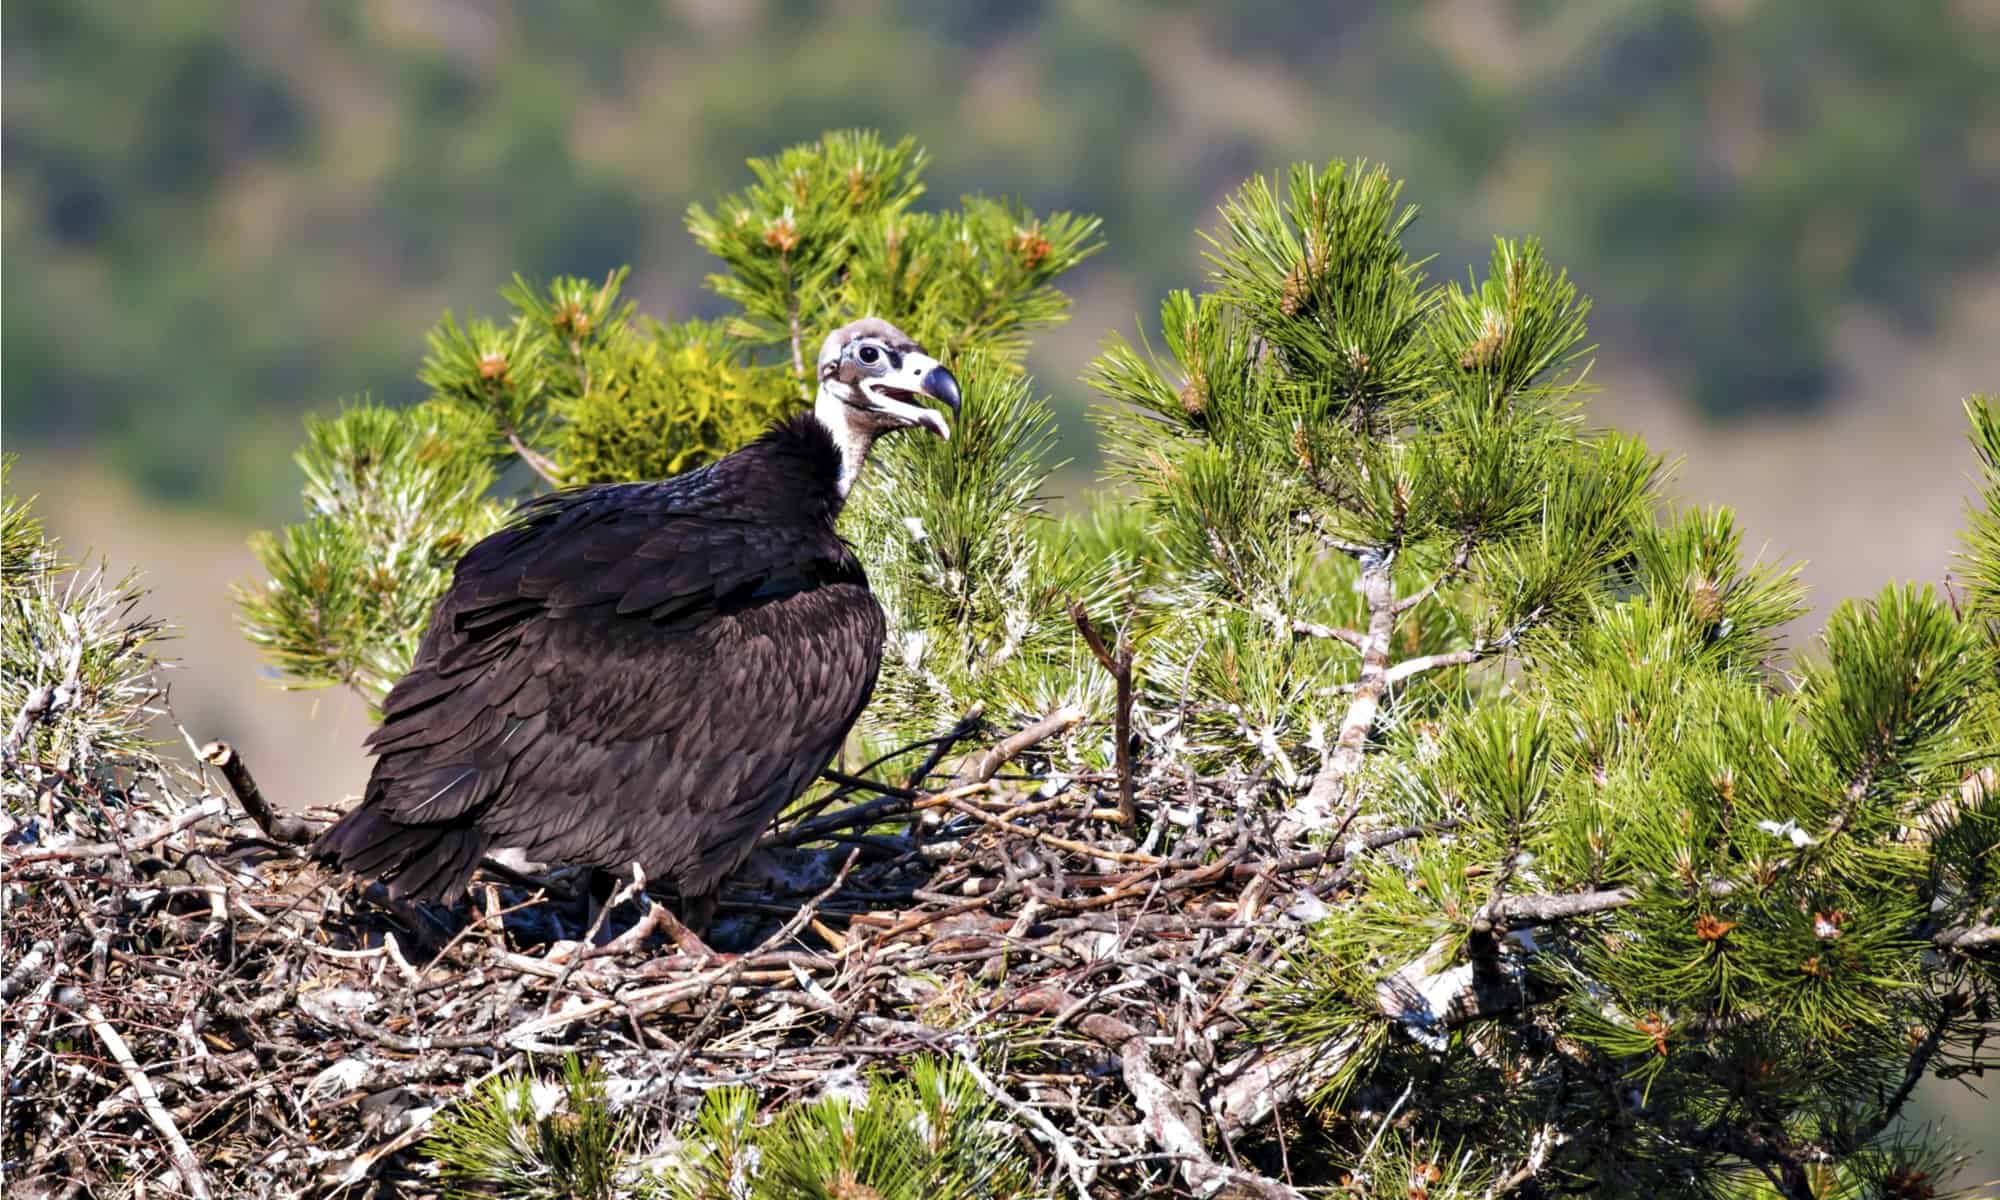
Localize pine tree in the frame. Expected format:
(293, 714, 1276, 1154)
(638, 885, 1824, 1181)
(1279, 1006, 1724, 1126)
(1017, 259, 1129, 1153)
(1081, 163, 1998, 1196)
(1, 456, 173, 794)
(223, 138, 1997, 1195)
(238, 130, 1101, 712)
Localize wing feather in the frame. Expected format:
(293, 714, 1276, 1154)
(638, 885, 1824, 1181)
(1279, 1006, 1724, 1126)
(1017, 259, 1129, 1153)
(316, 470, 883, 906)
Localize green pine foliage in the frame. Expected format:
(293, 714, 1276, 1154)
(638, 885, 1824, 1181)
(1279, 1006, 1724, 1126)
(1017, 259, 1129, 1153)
(1, 456, 170, 785)
(647, 1058, 1035, 1200)
(236, 400, 509, 708)
(240, 131, 1102, 706)
(686, 131, 1101, 384)
(553, 317, 796, 487)
(424, 1056, 1034, 1200)
(1077, 158, 1997, 1192)
(1086, 162, 1662, 809)
(427, 1056, 631, 1200)
(1960, 396, 2000, 628)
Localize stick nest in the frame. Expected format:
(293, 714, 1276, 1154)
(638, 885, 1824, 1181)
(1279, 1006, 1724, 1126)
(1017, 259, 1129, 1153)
(2, 721, 1373, 1199)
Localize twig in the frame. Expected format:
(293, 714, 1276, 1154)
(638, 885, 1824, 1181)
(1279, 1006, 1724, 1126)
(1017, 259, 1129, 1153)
(3, 798, 224, 865)
(1069, 602, 1137, 825)
(820, 769, 918, 800)
(1379, 608, 1538, 687)
(953, 705, 1084, 787)
(668, 850, 862, 1075)
(954, 1048, 1099, 1198)
(905, 703, 988, 789)
(84, 1003, 213, 1200)
(4, 969, 60, 1079)
(4, 684, 59, 762)
(1843, 998, 1956, 1151)
(544, 866, 648, 1003)
(1011, 987, 1305, 1199)
(506, 428, 564, 488)
(1391, 536, 1476, 615)
(1285, 618, 1364, 648)
(944, 797, 1162, 866)
(197, 741, 317, 845)
(1, 939, 55, 1001)
(769, 780, 993, 848)
(333, 1054, 524, 1186)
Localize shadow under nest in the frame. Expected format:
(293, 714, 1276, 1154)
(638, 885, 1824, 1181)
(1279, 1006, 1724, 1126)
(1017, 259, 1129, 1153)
(2, 713, 1396, 1200)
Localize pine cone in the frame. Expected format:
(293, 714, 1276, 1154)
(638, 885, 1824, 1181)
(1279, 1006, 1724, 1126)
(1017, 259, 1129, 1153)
(1180, 373, 1208, 417)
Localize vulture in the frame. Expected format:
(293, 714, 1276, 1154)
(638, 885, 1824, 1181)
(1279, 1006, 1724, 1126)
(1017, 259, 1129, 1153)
(313, 317, 959, 932)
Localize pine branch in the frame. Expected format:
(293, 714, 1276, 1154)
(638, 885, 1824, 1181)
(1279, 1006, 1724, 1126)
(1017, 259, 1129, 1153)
(506, 428, 564, 488)
(3, 798, 225, 865)
(1291, 553, 1398, 830)
(1840, 994, 1965, 1152)
(1392, 535, 1475, 615)
(1670, 1118, 1816, 1200)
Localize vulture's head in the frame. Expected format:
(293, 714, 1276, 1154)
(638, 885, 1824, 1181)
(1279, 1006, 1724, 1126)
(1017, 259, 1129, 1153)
(815, 318, 961, 443)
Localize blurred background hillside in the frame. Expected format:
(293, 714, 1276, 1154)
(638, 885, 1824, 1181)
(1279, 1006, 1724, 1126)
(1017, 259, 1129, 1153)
(5, 0, 2000, 1166)
(8, 0, 2000, 805)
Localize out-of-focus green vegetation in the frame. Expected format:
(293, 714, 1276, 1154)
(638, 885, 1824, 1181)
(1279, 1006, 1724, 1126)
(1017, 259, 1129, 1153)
(6, 0, 1999, 515)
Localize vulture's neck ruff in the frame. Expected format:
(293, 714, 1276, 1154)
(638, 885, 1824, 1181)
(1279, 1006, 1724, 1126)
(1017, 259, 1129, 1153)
(811, 318, 961, 498)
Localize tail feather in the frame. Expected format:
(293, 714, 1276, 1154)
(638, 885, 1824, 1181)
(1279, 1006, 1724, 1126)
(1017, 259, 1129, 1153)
(313, 805, 489, 905)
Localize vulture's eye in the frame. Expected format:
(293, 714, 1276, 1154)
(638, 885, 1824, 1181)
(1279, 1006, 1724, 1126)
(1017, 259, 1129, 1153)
(856, 344, 881, 365)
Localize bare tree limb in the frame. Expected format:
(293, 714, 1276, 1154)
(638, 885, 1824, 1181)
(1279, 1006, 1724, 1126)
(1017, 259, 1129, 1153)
(1392, 536, 1476, 615)
(953, 1048, 1099, 1198)
(85, 1003, 213, 1200)
(953, 705, 1084, 787)
(505, 428, 564, 488)
(1069, 601, 1137, 825)
(198, 741, 318, 845)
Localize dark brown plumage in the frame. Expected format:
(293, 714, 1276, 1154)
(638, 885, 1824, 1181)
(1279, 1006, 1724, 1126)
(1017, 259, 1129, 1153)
(314, 319, 958, 927)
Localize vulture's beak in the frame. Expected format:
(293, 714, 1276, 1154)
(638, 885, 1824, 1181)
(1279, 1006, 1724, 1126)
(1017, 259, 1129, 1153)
(871, 352, 961, 440)
(920, 362, 962, 419)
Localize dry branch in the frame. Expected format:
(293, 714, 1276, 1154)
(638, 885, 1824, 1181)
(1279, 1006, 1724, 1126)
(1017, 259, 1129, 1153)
(1069, 601, 1138, 825)
(952, 704, 1084, 786)
(198, 740, 318, 844)
(1, 707, 1450, 1196)
(85, 1003, 213, 1200)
